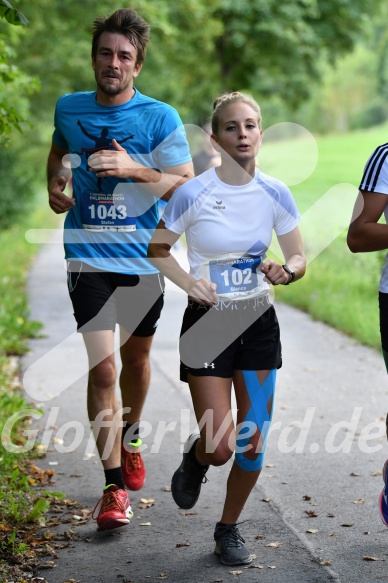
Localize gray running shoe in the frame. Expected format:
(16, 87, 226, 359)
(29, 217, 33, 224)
(171, 433, 209, 509)
(214, 522, 253, 565)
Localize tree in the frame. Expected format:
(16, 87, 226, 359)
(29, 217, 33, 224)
(7, 0, 383, 126)
(0, 0, 38, 141)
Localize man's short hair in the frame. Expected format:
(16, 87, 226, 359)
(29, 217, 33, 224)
(92, 8, 150, 64)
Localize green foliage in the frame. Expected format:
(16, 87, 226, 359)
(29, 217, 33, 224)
(0, 0, 27, 26)
(7, 0, 383, 126)
(0, 1, 39, 142)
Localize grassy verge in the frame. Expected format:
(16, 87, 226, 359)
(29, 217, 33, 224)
(261, 122, 388, 350)
(0, 193, 67, 581)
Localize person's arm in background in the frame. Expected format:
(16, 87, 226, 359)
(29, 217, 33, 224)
(47, 142, 75, 214)
(347, 191, 388, 252)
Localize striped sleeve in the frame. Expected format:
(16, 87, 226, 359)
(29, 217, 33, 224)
(359, 143, 388, 193)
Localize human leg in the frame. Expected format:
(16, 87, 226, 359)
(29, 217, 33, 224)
(171, 375, 234, 509)
(117, 274, 164, 490)
(378, 292, 388, 524)
(220, 369, 275, 523)
(119, 331, 154, 490)
(83, 330, 133, 530)
(213, 369, 276, 565)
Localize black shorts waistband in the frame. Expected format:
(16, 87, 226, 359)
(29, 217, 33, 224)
(188, 294, 271, 311)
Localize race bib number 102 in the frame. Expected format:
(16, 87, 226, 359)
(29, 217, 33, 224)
(80, 191, 136, 232)
(208, 256, 266, 299)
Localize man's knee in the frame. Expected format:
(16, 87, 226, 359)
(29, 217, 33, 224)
(89, 358, 116, 391)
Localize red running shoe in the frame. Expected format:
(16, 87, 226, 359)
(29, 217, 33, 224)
(121, 438, 146, 491)
(92, 484, 133, 531)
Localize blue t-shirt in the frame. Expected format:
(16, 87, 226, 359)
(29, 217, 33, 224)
(53, 89, 191, 273)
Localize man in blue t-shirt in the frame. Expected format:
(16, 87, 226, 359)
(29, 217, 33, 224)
(46, 8, 193, 532)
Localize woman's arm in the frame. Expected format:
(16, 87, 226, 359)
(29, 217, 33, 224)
(261, 226, 306, 285)
(148, 221, 218, 305)
(347, 190, 388, 252)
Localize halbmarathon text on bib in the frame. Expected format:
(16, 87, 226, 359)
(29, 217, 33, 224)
(80, 191, 136, 232)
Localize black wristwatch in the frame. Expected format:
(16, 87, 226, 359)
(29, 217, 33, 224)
(282, 264, 295, 285)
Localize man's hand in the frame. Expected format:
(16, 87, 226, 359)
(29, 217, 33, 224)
(48, 176, 75, 214)
(88, 139, 141, 178)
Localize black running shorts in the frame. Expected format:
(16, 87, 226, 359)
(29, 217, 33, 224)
(67, 260, 164, 335)
(379, 291, 388, 352)
(179, 295, 282, 382)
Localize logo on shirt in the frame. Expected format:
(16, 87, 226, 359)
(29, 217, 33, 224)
(213, 199, 225, 210)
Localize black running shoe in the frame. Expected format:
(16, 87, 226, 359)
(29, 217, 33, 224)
(214, 522, 253, 565)
(171, 433, 209, 509)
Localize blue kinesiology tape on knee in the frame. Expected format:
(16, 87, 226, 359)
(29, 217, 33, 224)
(235, 369, 276, 471)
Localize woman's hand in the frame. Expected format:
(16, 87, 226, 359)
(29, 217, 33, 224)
(187, 278, 218, 305)
(261, 260, 290, 285)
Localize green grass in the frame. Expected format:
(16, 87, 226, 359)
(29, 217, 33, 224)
(0, 191, 62, 577)
(260, 122, 388, 349)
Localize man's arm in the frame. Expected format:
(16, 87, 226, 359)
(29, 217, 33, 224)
(87, 139, 194, 201)
(47, 142, 75, 214)
(347, 190, 388, 252)
(148, 221, 218, 306)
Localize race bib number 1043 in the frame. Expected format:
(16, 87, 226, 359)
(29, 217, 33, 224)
(80, 191, 136, 232)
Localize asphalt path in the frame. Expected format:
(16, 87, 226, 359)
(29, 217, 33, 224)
(21, 239, 388, 583)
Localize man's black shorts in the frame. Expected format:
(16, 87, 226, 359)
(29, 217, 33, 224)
(179, 295, 282, 382)
(379, 291, 388, 352)
(67, 260, 164, 336)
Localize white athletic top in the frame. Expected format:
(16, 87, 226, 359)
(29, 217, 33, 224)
(163, 167, 301, 299)
(359, 143, 388, 293)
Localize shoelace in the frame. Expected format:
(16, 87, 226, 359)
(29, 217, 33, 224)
(217, 525, 245, 548)
(92, 489, 126, 519)
(124, 451, 142, 470)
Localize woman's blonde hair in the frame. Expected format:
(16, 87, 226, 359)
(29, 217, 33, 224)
(211, 92, 262, 134)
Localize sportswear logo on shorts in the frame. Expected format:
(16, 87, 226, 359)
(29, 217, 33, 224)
(203, 362, 215, 369)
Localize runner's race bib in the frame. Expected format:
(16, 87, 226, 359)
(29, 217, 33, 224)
(203, 255, 268, 300)
(80, 191, 136, 232)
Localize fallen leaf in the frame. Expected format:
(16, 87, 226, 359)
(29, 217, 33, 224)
(267, 565, 276, 569)
(372, 470, 382, 477)
(181, 511, 197, 516)
(162, 485, 171, 492)
(246, 564, 264, 569)
(340, 524, 354, 528)
(327, 513, 335, 517)
(266, 464, 276, 468)
(305, 510, 318, 518)
(363, 556, 381, 561)
(255, 534, 265, 540)
(319, 560, 332, 566)
(175, 542, 190, 548)
(229, 570, 243, 575)
(141, 498, 155, 504)
(265, 541, 282, 548)
(350, 472, 360, 476)
(364, 531, 371, 535)
(139, 522, 152, 526)
(353, 498, 365, 504)
(261, 498, 272, 503)
(306, 529, 318, 534)
(303, 495, 312, 501)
